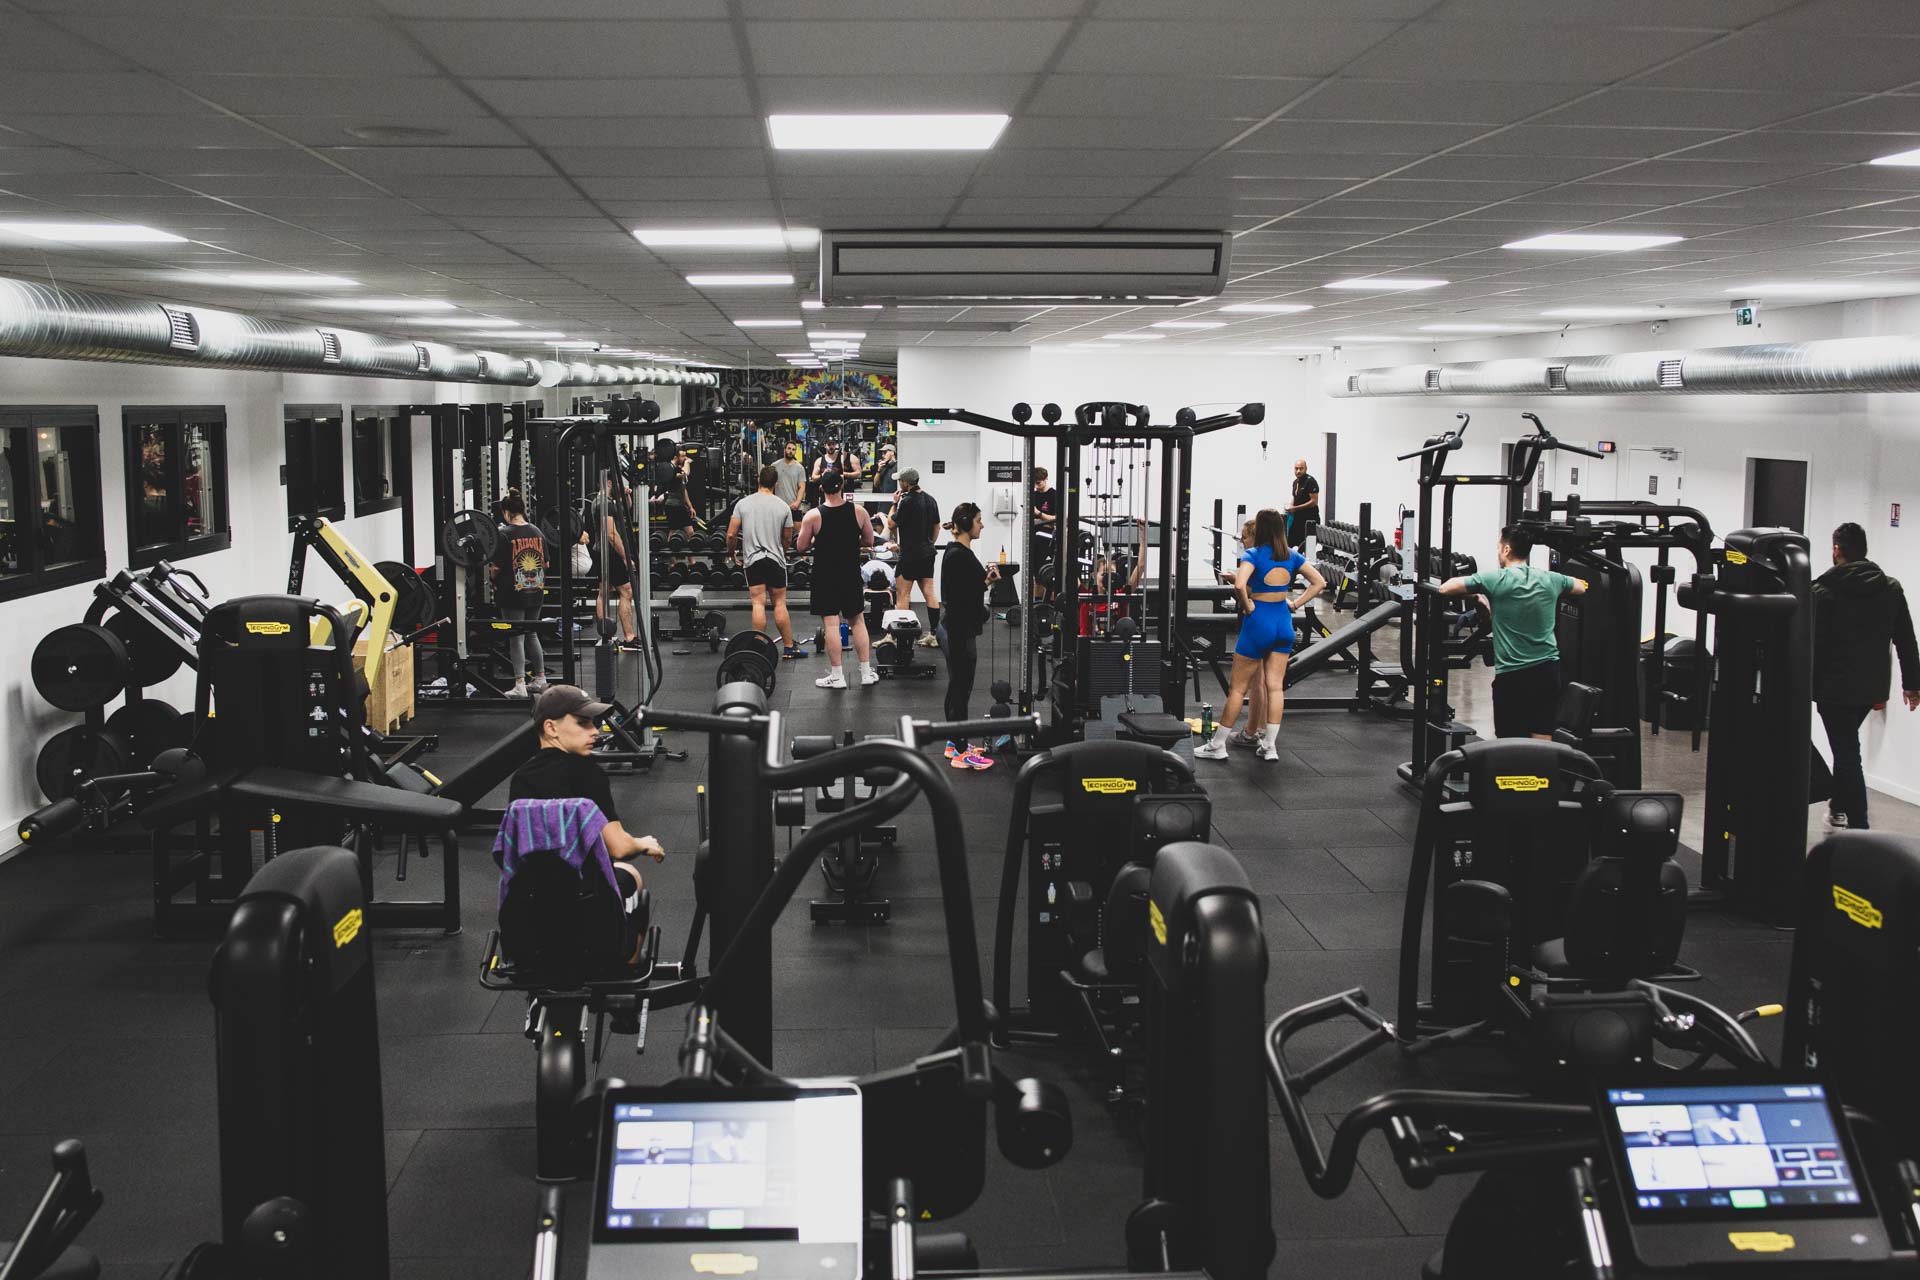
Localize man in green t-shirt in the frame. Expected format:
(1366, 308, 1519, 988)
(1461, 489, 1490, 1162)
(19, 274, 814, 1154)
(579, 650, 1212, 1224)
(1437, 524, 1587, 739)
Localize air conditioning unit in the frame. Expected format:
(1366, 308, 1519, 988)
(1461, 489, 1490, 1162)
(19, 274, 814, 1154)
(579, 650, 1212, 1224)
(819, 229, 1231, 304)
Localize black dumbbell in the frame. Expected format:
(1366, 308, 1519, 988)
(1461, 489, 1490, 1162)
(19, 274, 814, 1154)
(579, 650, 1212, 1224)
(666, 567, 686, 589)
(668, 531, 687, 550)
(706, 532, 727, 552)
(727, 569, 747, 589)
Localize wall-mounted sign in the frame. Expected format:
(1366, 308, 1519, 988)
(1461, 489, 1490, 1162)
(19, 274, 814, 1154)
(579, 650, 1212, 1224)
(1597, 440, 1616, 453)
(988, 460, 1023, 483)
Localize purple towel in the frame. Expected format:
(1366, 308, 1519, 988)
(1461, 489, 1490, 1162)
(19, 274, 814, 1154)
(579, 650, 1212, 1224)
(493, 797, 615, 909)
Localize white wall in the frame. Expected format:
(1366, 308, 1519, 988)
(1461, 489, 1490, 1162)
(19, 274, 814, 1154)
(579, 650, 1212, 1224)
(899, 297, 1920, 806)
(0, 356, 521, 829)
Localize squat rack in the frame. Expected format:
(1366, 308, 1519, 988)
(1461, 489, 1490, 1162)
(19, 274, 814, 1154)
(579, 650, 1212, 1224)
(642, 400, 1266, 738)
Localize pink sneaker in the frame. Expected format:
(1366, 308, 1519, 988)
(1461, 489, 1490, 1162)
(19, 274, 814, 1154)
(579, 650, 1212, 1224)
(958, 750, 995, 771)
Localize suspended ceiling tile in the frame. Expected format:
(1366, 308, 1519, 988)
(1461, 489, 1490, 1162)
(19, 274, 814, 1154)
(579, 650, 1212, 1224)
(1757, 0, 1920, 35)
(95, 147, 344, 176)
(403, 19, 742, 78)
(1059, 19, 1403, 77)
(74, 15, 435, 76)
(0, 147, 132, 175)
(1429, 0, 1797, 23)
(1026, 75, 1316, 120)
(322, 146, 559, 177)
(744, 19, 1070, 76)
(578, 176, 774, 202)
(5, 114, 287, 149)
(1231, 120, 1487, 155)
(972, 148, 1201, 177)
(547, 147, 767, 177)
(254, 116, 527, 149)
(1347, 23, 1723, 84)
(514, 117, 763, 150)
(1284, 78, 1580, 125)
(999, 116, 1247, 151)
(756, 74, 1033, 114)
(174, 74, 486, 118)
(0, 72, 203, 115)
(1639, 33, 1920, 92)
(0, 13, 134, 69)
(467, 78, 750, 119)
(382, 0, 724, 14)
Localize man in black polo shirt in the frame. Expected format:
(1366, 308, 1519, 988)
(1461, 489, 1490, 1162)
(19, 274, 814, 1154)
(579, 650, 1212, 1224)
(1287, 458, 1320, 550)
(890, 468, 943, 647)
(509, 685, 665, 963)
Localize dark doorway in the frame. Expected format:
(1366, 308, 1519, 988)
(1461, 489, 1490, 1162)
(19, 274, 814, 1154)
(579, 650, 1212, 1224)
(1323, 430, 1337, 524)
(1747, 457, 1808, 532)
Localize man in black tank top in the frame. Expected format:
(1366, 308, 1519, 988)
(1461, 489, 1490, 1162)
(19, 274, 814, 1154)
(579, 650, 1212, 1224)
(795, 470, 876, 688)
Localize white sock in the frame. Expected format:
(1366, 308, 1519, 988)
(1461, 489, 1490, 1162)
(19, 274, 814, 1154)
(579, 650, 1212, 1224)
(1261, 724, 1280, 751)
(859, 661, 874, 677)
(1211, 724, 1231, 746)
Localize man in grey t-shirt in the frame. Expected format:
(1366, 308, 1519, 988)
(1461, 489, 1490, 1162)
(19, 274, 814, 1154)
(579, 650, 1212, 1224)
(728, 464, 804, 658)
(771, 442, 807, 514)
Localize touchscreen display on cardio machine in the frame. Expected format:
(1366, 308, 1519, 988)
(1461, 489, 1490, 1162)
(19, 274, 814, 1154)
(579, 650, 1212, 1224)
(1606, 1083, 1862, 1216)
(593, 1087, 861, 1246)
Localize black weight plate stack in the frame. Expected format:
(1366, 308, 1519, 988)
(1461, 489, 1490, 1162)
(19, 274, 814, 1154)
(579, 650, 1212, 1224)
(106, 609, 185, 688)
(105, 699, 191, 766)
(441, 509, 500, 569)
(32, 623, 130, 712)
(35, 726, 133, 801)
(374, 561, 439, 633)
(715, 630, 781, 693)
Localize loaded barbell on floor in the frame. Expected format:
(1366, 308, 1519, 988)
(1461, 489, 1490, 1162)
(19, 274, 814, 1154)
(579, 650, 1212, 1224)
(714, 630, 780, 694)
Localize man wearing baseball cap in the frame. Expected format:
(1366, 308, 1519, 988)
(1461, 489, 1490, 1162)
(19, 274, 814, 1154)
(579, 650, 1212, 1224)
(508, 685, 666, 957)
(889, 468, 942, 647)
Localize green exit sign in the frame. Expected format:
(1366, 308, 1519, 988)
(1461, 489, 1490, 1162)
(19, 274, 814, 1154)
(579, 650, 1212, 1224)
(1734, 305, 1757, 326)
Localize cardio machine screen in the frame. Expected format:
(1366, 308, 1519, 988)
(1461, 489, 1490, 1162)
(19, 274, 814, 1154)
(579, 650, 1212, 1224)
(591, 1085, 862, 1258)
(1603, 1082, 1866, 1220)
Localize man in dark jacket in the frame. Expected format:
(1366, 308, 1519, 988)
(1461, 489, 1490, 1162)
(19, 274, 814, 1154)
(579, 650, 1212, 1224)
(1814, 521, 1920, 831)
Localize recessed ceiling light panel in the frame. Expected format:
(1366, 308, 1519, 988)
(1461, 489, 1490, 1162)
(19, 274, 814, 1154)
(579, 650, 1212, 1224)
(768, 113, 1009, 151)
(1216, 302, 1313, 313)
(686, 273, 795, 287)
(1503, 233, 1683, 251)
(634, 227, 789, 248)
(0, 221, 185, 243)
(316, 298, 459, 311)
(1324, 278, 1447, 291)
(1151, 320, 1226, 329)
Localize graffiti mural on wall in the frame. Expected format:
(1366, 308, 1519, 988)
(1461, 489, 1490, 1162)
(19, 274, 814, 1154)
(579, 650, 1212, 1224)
(715, 367, 897, 408)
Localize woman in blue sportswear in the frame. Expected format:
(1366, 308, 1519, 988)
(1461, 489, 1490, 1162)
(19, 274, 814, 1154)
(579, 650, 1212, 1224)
(1197, 507, 1326, 763)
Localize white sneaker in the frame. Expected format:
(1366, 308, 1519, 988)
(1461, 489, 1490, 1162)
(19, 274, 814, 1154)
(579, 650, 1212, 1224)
(859, 666, 879, 686)
(505, 683, 530, 699)
(916, 633, 941, 648)
(1194, 739, 1228, 760)
(815, 668, 847, 689)
(1228, 729, 1259, 749)
(1257, 742, 1282, 763)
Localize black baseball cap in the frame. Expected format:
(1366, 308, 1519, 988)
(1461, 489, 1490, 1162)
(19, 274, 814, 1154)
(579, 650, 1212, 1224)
(818, 470, 844, 494)
(533, 684, 613, 726)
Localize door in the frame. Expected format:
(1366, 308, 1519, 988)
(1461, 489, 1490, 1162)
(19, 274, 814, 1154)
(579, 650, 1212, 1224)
(1746, 457, 1808, 532)
(896, 429, 980, 510)
(1551, 440, 1618, 503)
(1626, 448, 1684, 505)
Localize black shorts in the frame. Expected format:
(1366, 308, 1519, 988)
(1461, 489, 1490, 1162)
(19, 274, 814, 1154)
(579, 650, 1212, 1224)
(745, 559, 787, 589)
(1492, 659, 1563, 738)
(899, 545, 936, 581)
(810, 573, 865, 619)
(664, 504, 693, 529)
(601, 553, 630, 586)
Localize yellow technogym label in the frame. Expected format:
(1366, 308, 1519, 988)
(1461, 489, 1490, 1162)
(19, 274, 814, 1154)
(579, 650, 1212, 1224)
(1725, 549, 1749, 566)
(1728, 1232, 1795, 1253)
(1494, 775, 1550, 792)
(491, 622, 511, 630)
(332, 907, 363, 949)
(244, 620, 293, 636)
(1148, 900, 1168, 946)
(691, 1254, 759, 1275)
(1080, 777, 1138, 795)
(1833, 884, 1883, 929)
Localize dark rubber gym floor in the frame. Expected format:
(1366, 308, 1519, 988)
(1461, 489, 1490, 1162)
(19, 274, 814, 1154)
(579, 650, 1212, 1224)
(2, 609, 1877, 1278)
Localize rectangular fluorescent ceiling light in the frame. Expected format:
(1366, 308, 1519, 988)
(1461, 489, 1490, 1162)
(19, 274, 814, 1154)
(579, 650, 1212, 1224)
(193, 271, 358, 287)
(1265, 344, 1330, 351)
(1325, 278, 1447, 291)
(400, 317, 519, 328)
(316, 298, 459, 311)
(634, 227, 786, 248)
(800, 300, 824, 310)
(807, 331, 864, 340)
(1151, 320, 1225, 329)
(1102, 333, 1164, 341)
(1420, 323, 1527, 332)
(1503, 233, 1683, 251)
(769, 113, 1009, 151)
(776, 352, 817, 359)
(498, 331, 569, 339)
(1217, 303, 1313, 314)
(733, 319, 802, 328)
(685, 273, 794, 287)
(0, 221, 185, 243)
(1869, 147, 1920, 166)
(1329, 335, 1412, 342)
(550, 341, 602, 349)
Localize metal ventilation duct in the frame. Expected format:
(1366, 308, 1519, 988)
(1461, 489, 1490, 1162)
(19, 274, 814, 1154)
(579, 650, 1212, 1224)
(0, 275, 716, 388)
(1327, 335, 1920, 398)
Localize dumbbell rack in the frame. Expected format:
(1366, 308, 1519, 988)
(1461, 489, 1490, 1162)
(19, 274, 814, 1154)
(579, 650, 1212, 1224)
(648, 530, 817, 596)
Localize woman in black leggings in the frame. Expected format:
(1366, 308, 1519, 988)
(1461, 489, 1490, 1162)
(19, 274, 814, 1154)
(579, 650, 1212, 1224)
(939, 501, 999, 770)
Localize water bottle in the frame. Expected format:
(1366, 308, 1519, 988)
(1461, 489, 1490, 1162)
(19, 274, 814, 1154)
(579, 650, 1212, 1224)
(1201, 703, 1215, 737)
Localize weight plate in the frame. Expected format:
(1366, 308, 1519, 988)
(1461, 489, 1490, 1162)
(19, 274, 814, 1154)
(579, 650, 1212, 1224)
(105, 699, 190, 766)
(441, 509, 500, 570)
(35, 725, 133, 802)
(373, 561, 438, 634)
(715, 649, 774, 694)
(32, 623, 131, 712)
(105, 609, 186, 689)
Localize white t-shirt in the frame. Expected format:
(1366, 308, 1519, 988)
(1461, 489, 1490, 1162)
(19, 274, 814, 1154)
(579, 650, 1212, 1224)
(862, 559, 895, 591)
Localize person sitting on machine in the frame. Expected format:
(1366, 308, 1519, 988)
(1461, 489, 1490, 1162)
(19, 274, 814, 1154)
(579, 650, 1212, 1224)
(489, 492, 551, 700)
(863, 557, 897, 645)
(727, 464, 806, 661)
(506, 685, 666, 965)
(1436, 523, 1587, 740)
(1196, 508, 1324, 763)
(1078, 516, 1148, 636)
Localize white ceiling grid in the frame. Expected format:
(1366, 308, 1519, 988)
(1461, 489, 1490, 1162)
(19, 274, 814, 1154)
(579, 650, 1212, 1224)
(0, 0, 1913, 364)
